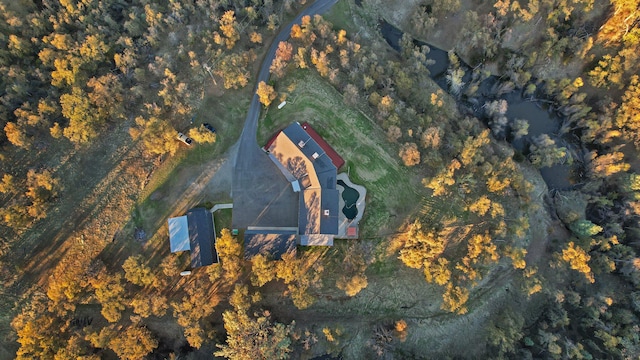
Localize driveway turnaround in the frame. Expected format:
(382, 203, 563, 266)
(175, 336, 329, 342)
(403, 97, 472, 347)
(232, 0, 338, 229)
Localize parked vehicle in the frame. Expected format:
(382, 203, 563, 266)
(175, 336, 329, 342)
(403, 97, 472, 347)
(177, 132, 193, 145)
(203, 123, 216, 133)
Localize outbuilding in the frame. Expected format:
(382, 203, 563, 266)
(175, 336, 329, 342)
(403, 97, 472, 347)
(168, 207, 219, 269)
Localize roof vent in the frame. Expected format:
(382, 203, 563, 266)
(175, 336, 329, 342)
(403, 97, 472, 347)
(312, 152, 320, 159)
(298, 140, 305, 148)
(324, 209, 330, 216)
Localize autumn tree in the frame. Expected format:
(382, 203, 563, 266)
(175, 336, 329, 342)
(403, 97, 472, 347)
(336, 245, 369, 296)
(425, 159, 461, 196)
(25, 169, 61, 219)
(4, 121, 30, 148)
(122, 255, 157, 287)
(216, 289, 293, 360)
(172, 284, 216, 348)
(256, 81, 277, 107)
(251, 254, 276, 287)
(87, 73, 124, 122)
(310, 48, 331, 77)
(588, 151, 629, 177)
(215, 228, 243, 282)
(132, 116, 180, 156)
(60, 87, 104, 143)
(12, 297, 62, 360)
(615, 75, 640, 147)
(399, 142, 420, 166)
(189, 126, 217, 144)
(275, 251, 324, 309)
(90, 272, 127, 323)
(398, 221, 445, 271)
(108, 325, 158, 360)
(215, 51, 257, 89)
(337, 274, 368, 297)
(270, 41, 294, 78)
(441, 283, 469, 314)
(561, 241, 595, 283)
(217, 11, 240, 49)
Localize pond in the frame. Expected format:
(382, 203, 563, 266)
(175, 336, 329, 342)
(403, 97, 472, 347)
(379, 20, 577, 190)
(337, 179, 359, 220)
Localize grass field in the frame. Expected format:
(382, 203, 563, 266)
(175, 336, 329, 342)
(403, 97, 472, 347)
(261, 70, 424, 238)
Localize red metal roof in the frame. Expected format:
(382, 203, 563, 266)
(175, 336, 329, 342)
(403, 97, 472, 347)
(347, 226, 358, 237)
(263, 130, 282, 150)
(301, 122, 345, 169)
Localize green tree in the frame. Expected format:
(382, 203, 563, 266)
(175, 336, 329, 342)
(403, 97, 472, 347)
(569, 219, 603, 238)
(486, 309, 525, 355)
(529, 134, 568, 167)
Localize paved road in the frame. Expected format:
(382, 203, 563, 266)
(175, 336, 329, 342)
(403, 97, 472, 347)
(232, 0, 338, 229)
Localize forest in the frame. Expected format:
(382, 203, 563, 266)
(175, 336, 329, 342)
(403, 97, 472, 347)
(0, 0, 639, 358)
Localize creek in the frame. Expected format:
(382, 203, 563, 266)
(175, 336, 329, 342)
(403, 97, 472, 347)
(379, 20, 578, 190)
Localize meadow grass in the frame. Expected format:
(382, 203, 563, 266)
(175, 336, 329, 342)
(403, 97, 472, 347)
(262, 70, 424, 237)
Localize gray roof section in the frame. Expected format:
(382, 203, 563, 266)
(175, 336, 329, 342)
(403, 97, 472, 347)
(186, 208, 218, 268)
(244, 229, 297, 260)
(281, 123, 337, 186)
(300, 234, 335, 246)
(298, 189, 339, 235)
(321, 189, 339, 234)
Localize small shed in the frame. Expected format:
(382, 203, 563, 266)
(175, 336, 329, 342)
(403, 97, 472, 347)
(168, 208, 219, 269)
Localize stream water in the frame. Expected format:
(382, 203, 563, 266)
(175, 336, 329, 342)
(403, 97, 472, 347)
(379, 20, 576, 190)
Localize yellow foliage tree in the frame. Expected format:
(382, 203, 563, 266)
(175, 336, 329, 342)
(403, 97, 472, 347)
(562, 242, 595, 283)
(215, 228, 243, 282)
(506, 246, 527, 269)
(487, 174, 511, 193)
(336, 274, 368, 297)
(108, 325, 158, 360)
(189, 126, 217, 144)
(398, 221, 444, 270)
(467, 196, 492, 216)
(424, 257, 451, 285)
(256, 81, 277, 107)
(441, 283, 469, 314)
(4, 122, 30, 148)
(122, 255, 157, 287)
(251, 254, 276, 287)
(90, 273, 127, 323)
(218, 10, 239, 49)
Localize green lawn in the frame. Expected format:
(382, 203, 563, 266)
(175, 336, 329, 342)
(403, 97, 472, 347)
(213, 208, 233, 233)
(261, 70, 424, 237)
